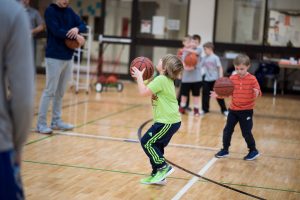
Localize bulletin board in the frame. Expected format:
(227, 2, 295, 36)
(267, 10, 300, 47)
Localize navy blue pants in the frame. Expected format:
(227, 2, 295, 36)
(0, 150, 24, 200)
(141, 122, 181, 173)
(223, 109, 257, 151)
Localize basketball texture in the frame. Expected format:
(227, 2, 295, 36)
(65, 39, 80, 49)
(130, 57, 154, 80)
(184, 52, 198, 67)
(213, 77, 234, 96)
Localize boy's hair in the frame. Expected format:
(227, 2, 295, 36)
(203, 42, 214, 50)
(182, 35, 192, 43)
(162, 54, 184, 80)
(233, 54, 251, 66)
(192, 34, 201, 42)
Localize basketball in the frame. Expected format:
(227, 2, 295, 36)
(65, 39, 80, 49)
(213, 77, 234, 96)
(184, 52, 198, 67)
(130, 57, 154, 80)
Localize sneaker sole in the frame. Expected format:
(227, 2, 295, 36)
(141, 180, 167, 185)
(155, 179, 167, 185)
(244, 153, 260, 161)
(36, 129, 53, 134)
(215, 154, 229, 158)
(140, 181, 153, 185)
(51, 127, 74, 131)
(150, 168, 174, 184)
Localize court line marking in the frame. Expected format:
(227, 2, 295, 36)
(55, 131, 300, 161)
(56, 131, 219, 151)
(22, 159, 300, 194)
(171, 157, 218, 200)
(27, 104, 141, 145)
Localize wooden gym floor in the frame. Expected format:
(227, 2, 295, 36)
(22, 74, 300, 200)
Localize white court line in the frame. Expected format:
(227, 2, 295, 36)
(171, 157, 218, 200)
(55, 131, 219, 151)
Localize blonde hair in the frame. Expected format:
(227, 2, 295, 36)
(233, 54, 251, 66)
(161, 54, 184, 80)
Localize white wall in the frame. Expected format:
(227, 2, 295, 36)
(188, 0, 216, 44)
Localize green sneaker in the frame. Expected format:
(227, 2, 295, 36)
(155, 179, 167, 185)
(149, 164, 174, 184)
(140, 175, 154, 185)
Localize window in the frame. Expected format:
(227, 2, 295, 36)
(137, 0, 189, 40)
(215, 0, 266, 45)
(267, 0, 300, 47)
(104, 0, 132, 37)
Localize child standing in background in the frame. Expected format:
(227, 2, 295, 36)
(131, 54, 184, 185)
(177, 35, 192, 111)
(213, 54, 261, 160)
(200, 42, 228, 116)
(179, 35, 203, 116)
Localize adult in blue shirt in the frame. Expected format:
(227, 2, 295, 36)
(36, 0, 86, 134)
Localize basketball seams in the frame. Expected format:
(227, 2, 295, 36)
(130, 56, 154, 80)
(214, 77, 234, 96)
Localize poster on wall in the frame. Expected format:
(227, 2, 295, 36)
(141, 20, 151, 33)
(268, 10, 300, 47)
(152, 16, 165, 35)
(167, 19, 180, 31)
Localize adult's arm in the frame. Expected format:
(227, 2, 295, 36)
(5, 8, 35, 159)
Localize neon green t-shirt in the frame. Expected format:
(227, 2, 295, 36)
(147, 75, 181, 124)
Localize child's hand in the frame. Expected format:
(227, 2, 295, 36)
(210, 91, 226, 99)
(184, 66, 195, 71)
(210, 91, 218, 98)
(253, 88, 260, 98)
(131, 66, 145, 80)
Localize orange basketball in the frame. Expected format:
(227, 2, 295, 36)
(130, 57, 154, 80)
(65, 39, 80, 49)
(213, 77, 234, 96)
(184, 52, 198, 67)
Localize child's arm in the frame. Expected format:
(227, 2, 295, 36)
(184, 48, 199, 56)
(253, 77, 262, 98)
(218, 65, 224, 78)
(131, 67, 153, 97)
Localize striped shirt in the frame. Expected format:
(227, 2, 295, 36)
(229, 73, 261, 110)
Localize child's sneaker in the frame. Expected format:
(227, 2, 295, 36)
(179, 107, 185, 114)
(194, 108, 200, 116)
(223, 110, 229, 116)
(200, 110, 208, 116)
(244, 150, 260, 161)
(215, 149, 229, 158)
(155, 178, 167, 185)
(140, 174, 155, 185)
(150, 164, 174, 184)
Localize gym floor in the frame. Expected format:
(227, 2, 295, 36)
(23, 74, 300, 200)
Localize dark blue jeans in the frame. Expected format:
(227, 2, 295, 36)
(141, 122, 181, 173)
(0, 150, 24, 200)
(222, 109, 257, 151)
